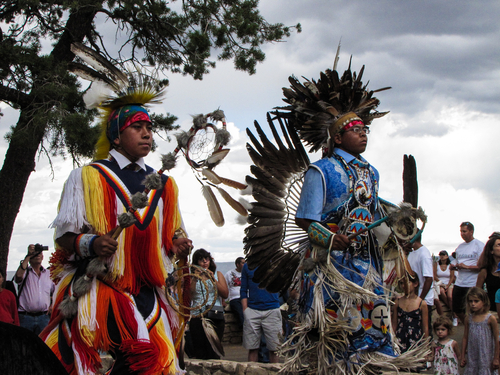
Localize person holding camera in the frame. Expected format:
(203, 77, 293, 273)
(14, 243, 54, 334)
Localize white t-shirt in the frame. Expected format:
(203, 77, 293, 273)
(452, 239, 484, 287)
(224, 269, 242, 301)
(408, 245, 434, 306)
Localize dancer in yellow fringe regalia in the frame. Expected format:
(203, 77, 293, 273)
(40, 56, 192, 374)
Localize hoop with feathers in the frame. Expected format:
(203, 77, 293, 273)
(163, 111, 249, 227)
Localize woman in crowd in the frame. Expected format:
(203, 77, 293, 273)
(189, 248, 229, 359)
(476, 233, 500, 313)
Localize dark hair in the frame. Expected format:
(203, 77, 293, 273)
(438, 251, 451, 265)
(433, 315, 453, 334)
(235, 257, 245, 267)
(466, 287, 490, 315)
(481, 234, 500, 272)
(192, 248, 216, 273)
(0, 269, 5, 278)
(460, 222, 474, 232)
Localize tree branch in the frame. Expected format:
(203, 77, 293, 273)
(0, 85, 30, 108)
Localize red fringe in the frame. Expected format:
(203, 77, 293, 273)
(102, 174, 117, 233)
(127, 222, 165, 294)
(94, 285, 138, 351)
(121, 339, 161, 375)
(71, 316, 102, 373)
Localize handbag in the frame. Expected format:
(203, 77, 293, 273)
(206, 305, 225, 320)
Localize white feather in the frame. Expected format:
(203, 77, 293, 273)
(201, 168, 221, 184)
(83, 81, 113, 109)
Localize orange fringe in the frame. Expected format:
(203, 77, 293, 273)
(162, 177, 180, 256)
(93, 284, 137, 351)
(149, 325, 175, 374)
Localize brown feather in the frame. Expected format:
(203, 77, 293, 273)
(216, 187, 248, 217)
(202, 185, 224, 227)
(201, 317, 225, 357)
(218, 175, 247, 190)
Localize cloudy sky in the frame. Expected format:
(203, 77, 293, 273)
(2, 0, 500, 269)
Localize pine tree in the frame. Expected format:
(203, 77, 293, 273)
(0, 0, 300, 271)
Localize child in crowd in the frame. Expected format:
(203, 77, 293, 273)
(392, 276, 429, 352)
(432, 316, 460, 375)
(461, 287, 499, 375)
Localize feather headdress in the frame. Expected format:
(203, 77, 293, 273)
(69, 42, 165, 160)
(277, 47, 391, 154)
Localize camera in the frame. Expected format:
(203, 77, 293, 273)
(34, 243, 49, 252)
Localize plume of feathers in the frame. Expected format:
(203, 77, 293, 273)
(68, 43, 166, 161)
(277, 51, 391, 153)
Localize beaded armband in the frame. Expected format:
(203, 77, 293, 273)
(74, 233, 97, 258)
(308, 222, 335, 250)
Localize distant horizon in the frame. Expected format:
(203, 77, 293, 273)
(6, 261, 237, 282)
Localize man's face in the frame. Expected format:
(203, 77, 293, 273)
(460, 225, 474, 243)
(334, 125, 368, 157)
(236, 259, 245, 272)
(30, 252, 43, 266)
(113, 121, 152, 162)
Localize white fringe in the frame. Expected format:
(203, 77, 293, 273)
(51, 168, 89, 238)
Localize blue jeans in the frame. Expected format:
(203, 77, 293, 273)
(18, 313, 50, 335)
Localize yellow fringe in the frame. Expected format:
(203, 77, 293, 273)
(82, 166, 109, 234)
(44, 326, 59, 349)
(94, 117, 112, 161)
(151, 317, 176, 374)
(108, 203, 127, 283)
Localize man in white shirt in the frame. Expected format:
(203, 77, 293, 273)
(405, 235, 434, 333)
(450, 221, 484, 324)
(224, 257, 245, 328)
